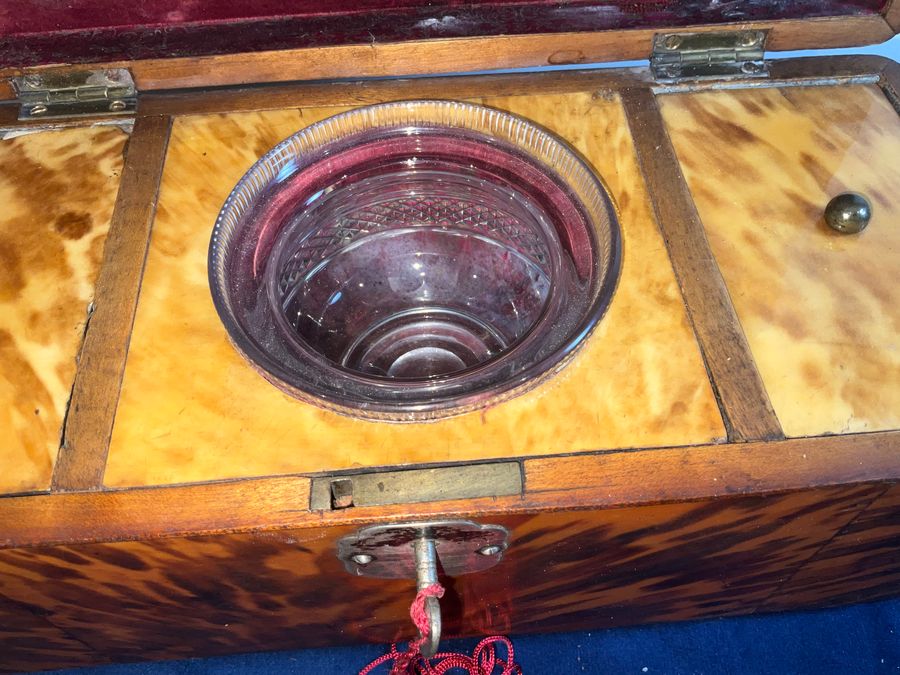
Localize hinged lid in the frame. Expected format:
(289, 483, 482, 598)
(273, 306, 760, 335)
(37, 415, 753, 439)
(651, 30, 769, 82)
(0, 2, 895, 94)
(11, 69, 136, 120)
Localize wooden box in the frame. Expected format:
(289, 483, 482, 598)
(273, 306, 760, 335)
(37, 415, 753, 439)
(0, 2, 898, 671)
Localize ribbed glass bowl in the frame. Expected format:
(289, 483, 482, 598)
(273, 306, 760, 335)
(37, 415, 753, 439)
(209, 100, 621, 421)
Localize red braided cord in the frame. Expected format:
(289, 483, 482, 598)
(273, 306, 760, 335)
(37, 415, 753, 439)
(427, 637, 522, 675)
(410, 583, 446, 650)
(358, 584, 523, 675)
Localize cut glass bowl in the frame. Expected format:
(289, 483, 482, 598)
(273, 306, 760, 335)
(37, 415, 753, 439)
(209, 100, 621, 421)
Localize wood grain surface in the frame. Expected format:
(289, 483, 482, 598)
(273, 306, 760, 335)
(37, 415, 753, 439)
(136, 69, 651, 118)
(0, 483, 888, 671)
(103, 90, 724, 489)
(523, 431, 900, 503)
(1, 58, 898, 671)
(0, 476, 313, 549)
(0, 597, 107, 673)
(51, 116, 172, 491)
(762, 483, 900, 611)
(0, 16, 893, 95)
(660, 84, 900, 438)
(3, 431, 897, 550)
(133, 55, 890, 121)
(0, 124, 127, 495)
(0, 0, 888, 69)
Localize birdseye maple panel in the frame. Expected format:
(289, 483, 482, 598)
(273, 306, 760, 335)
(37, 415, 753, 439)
(104, 91, 724, 488)
(0, 124, 127, 495)
(660, 84, 900, 438)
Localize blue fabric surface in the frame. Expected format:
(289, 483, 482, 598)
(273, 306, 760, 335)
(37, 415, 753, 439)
(47, 598, 900, 674)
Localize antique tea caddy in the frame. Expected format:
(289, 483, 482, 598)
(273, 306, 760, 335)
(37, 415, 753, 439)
(0, 1, 898, 670)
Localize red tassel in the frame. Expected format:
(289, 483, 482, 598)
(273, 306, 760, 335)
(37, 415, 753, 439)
(358, 584, 523, 675)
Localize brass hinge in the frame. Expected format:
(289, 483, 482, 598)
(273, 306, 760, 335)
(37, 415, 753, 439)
(651, 30, 769, 82)
(11, 68, 137, 121)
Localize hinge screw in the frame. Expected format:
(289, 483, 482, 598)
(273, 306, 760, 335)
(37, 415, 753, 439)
(739, 31, 760, 47)
(351, 553, 374, 565)
(29, 104, 48, 116)
(741, 61, 763, 75)
(108, 100, 127, 112)
(661, 64, 682, 79)
(477, 545, 503, 556)
(664, 35, 682, 50)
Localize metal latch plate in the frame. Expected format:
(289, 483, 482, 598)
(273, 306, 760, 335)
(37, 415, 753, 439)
(310, 462, 522, 511)
(11, 69, 137, 120)
(651, 30, 769, 82)
(337, 520, 509, 579)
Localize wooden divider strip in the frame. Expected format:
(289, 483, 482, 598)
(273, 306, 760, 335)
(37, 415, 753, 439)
(621, 87, 783, 443)
(51, 115, 172, 491)
(7, 430, 897, 549)
(137, 69, 651, 118)
(524, 431, 900, 501)
(132, 54, 895, 120)
(3, 476, 313, 549)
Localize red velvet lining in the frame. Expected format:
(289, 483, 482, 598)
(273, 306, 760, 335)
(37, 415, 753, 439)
(0, 0, 886, 68)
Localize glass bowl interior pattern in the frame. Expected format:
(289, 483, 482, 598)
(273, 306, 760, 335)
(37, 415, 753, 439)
(209, 100, 621, 421)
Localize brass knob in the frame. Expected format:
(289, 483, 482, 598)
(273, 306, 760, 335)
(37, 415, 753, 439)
(824, 192, 871, 234)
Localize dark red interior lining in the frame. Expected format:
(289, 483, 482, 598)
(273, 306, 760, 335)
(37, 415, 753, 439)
(0, 0, 886, 68)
